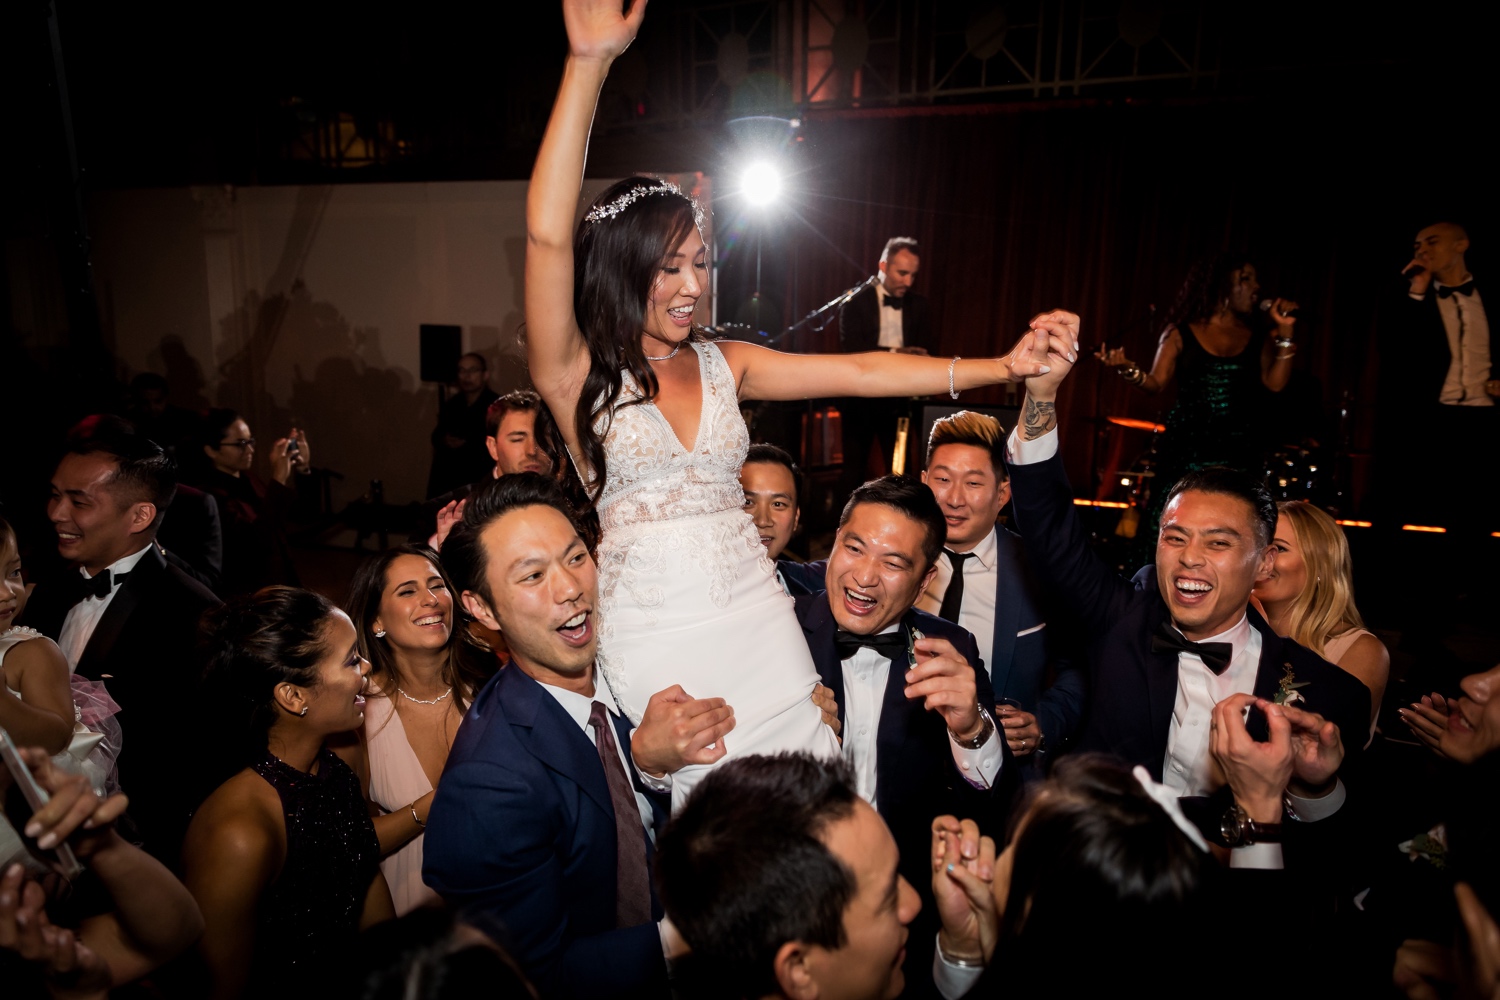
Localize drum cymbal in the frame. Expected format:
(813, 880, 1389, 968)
(1106, 416, 1167, 433)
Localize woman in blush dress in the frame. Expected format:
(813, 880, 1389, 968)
(525, 0, 1079, 810)
(343, 544, 496, 915)
(1252, 500, 1389, 743)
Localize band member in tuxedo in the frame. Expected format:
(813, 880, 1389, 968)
(1002, 314, 1368, 863)
(23, 420, 220, 862)
(795, 476, 1016, 997)
(837, 237, 934, 495)
(1378, 221, 1496, 534)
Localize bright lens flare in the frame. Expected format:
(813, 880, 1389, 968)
(741, 162, 783, 206)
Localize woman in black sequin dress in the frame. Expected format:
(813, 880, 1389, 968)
(1096, 256, 1301, 548)
(183, 587, 392, 999)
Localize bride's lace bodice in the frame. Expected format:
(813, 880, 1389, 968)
(593, 340, 748, 534)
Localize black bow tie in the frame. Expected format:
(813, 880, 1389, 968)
(882, 295, 904, 311)
(76, 569, 126, 601)
(835, 628, 908, 661)
(1437, 281, 1476, 299)
(1150, 620, 1234, 675)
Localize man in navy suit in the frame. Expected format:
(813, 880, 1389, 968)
(1003, 315, 1368, 855)
(795, 476, 1017, 998)
(424, 474, 732, 999)
(917, 410, 1086, 771)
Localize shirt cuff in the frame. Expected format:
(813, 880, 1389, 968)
(949, 709, 1003, 790)
(629, 729, 674, 793)
(1005, 425, 1058, 466)
(932, 933, 985, 1000)
(1408, 291, 1426, 300)
(1286, 778, 1346, 822)
(1229, 842, 1284, 870)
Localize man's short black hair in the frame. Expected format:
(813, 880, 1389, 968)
(64, 415, 177, 533)
(485, 389, 541, 438)
(880, 236, 920, 262)
(441, 472, 583, 608)
(460, 351, 488, 371)
(743, 443, 802, 505)
(1163, 467, 1276, 548)
(657, 753, 860, 1000)
(838, 475, 947, 571)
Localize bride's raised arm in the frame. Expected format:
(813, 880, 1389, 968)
(525, 0, 648, 447)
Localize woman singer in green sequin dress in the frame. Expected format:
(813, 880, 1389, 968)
(1096, 255, 1301, 550)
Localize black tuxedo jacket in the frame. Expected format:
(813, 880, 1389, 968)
(1386, 285, 1490, 404)
(1008, 451, 1370, 776)
(157, 483, 224, 590)
(838, 284, 933, 354)
(23, 545, 220, 860)
(775, 556, 823, 597)
(796, 595, 1018, 998)
(423, 664, 668, 999)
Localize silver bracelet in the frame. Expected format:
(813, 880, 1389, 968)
(948, 356, 961, 399)
(1274, 336, 1294, 349)
(410, 801, 426, 828)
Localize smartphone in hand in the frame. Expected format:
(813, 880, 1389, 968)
(0, 726, 85, 881)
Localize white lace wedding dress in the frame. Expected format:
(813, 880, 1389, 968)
(589, 340, 839, 812)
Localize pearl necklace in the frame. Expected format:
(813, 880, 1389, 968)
(644, 342, 682, 362)
(397, 686, 453, 706)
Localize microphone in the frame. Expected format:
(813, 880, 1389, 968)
(1258, 298, 1301, 319)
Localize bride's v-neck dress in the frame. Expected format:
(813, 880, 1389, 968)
(588, 340, 839, 812)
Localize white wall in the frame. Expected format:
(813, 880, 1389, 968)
(87, 175, 712, 507)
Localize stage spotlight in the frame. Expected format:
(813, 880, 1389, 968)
(741, 161, 783, 206)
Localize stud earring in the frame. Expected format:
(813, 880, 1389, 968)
(374, 629, 386, 638)
(300, 707, 309, 717)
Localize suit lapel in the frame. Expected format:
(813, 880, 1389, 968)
(798, 596, 847, 728)
(988, 529, 1023, 696)
(75, 547, 164, 681)
(878, 615, 916, 759)
(500, 665, 614, 818)
(1144, 601, 1182, 744)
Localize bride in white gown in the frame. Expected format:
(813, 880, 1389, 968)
(527, 0, 1080, 811)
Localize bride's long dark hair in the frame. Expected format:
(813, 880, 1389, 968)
(571, 176, 705, 501)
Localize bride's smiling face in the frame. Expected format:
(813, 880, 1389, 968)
(640, 228, 707, 354)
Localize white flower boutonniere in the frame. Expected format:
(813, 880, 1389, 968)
(1274, 661, 1310, 706)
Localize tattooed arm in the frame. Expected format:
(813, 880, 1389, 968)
(1020, 397, 1057, 441)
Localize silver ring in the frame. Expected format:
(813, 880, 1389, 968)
(1021, 739, 1027, 749)
(706, 742, 717, 750)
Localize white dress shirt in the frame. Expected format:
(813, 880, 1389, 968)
(1412, 279, 1492, 405)
(875, 282, 905, 350)
(57, 546, 153, 672)
(535, 670, 657, 841)
(841, 623, 1002, 808)
(916, 528, 1002, 672)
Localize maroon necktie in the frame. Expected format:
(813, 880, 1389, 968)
(587, 700, 653, 928)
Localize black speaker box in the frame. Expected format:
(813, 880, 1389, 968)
(419, 324, 463, 383)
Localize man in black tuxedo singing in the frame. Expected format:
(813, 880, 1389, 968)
(1380, 221, 1496, 534)
(24, 421, 220, 862)
(1002, 314, 1368, 865)
(837, 237, 934, 495)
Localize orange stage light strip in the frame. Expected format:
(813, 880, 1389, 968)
(1401, 524, 1447, 533)
(1335, 520, 1373, 528)
(1073, 499, 1132, 509)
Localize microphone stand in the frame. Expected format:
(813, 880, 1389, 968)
(771, 276, 876, 349)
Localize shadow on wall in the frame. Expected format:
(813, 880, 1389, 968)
(153, 334, 212, 411)
(468, 233, 531, 395)
(212, 281, 437, 508)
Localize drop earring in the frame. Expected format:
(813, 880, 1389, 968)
(299, 707, 309, 716)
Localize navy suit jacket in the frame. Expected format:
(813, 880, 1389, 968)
(776, 556, 824, 597)
(1008, 450, 1370, 777)
(422, 665, 668, 1000)
(977, 526, 1087, 754)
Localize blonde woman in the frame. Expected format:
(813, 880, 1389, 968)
(1252, 500, 1388, 741)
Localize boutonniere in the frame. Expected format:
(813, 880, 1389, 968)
(1274, 661, 1310, 706)
(1398, 824, 1448, 869)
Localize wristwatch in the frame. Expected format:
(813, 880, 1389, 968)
(951, 707, 995, 750)
(1220, 803, 1283, 847)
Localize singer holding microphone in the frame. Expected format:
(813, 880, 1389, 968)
(1095, 255, 1298, 542)
(837, 237, 934, 492)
